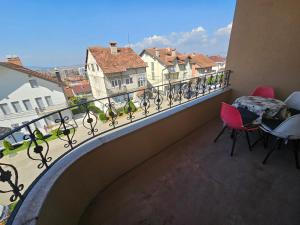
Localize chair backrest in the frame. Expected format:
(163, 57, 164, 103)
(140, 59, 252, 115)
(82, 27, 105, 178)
(273, 114, 300, 139)
(220, 102, 243, 129)
(251, 86, 275, 98)
(284, 91, 300, 110)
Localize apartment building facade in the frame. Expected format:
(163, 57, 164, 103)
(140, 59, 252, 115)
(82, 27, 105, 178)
(0, 57, 70, 134)
(140, 48, 216, 88)
(86, 42, 147, 108)
(209, 55, 226, 72)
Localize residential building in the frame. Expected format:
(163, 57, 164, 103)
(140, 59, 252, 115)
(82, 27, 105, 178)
(64, 80, 92, 99)
(86, 42, 147, 108)
(209, 55, 226, 71)
(140, 48, 216, 88)
(190, 53, 216, 75)
(0, 56, 70, 134)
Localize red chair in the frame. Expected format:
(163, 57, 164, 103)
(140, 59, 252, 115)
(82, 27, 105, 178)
(250, 86, 275, 98)
(214, 102, 258, 156)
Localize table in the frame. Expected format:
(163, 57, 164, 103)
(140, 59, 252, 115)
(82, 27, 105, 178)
(232, 96, 287, 123)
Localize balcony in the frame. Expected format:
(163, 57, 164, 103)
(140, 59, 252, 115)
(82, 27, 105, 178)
(80, 119, 300, 225)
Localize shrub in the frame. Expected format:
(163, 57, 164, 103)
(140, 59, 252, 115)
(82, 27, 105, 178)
(124, 101, 137, 114)
(51, 128, 63, 136)
(99, 111, 108, 122)
(87, 105, 101, 114)
(3, 140, 13, 150)
(35, 128, 44, 140)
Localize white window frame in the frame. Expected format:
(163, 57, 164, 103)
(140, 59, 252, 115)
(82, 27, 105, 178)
(45, 96, 54, 106)
(0, 103, 11, 115)
(23, 99, 33, 111)
(11, 101, 23, 113)
(29, 79, 38, 88)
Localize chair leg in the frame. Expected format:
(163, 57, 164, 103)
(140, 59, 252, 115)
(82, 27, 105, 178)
(245, 131, 252, 151)
(293, 140, 299, 169)
(230, 129, 234, 139)
(230, 130, 237, 157)
(214, 126, 227, 143)
(262, 138, 280, 164)
(263, 133, 269, 149)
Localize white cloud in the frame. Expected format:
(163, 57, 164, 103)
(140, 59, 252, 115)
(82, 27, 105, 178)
(129, 23, 232, 56)
(215, 23, 232, 36)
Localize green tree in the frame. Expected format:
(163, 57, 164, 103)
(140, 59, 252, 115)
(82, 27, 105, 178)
(35, 128, 44, 140)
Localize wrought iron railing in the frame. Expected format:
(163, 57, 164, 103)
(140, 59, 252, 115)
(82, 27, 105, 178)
(0, 70, 230, 224)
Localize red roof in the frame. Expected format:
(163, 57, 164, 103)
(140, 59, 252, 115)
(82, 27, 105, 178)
(143, 48, 215, 68)
(0, 62, 61, 84)
(190, 54, 216, 68)
(64, 82, 91, 98)
(209, 55, 226, 63)
(88, 47, 147, 74)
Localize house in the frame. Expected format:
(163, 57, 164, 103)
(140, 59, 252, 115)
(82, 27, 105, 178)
(64, 80, 92, 99)
(190, 53, 216, 75)
(140, 48, 193, 87)
(85, 42, 147, 108)
(140, 48, 216, 88)
(0, 56, 70, 135)
(209, 55, 226, 71)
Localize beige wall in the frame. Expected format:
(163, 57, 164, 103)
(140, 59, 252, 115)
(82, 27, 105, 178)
(35, 90, 231, 225)
(227, 0, 300, 100)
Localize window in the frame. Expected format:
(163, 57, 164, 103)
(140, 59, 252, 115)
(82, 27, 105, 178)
(125, 77, 133, 85)
(96, 64, 100, 71)
(11, 101, 23, 113)
(0, 103, 11, 115)
(23, 99, 33, 111)
(138, 77, 145, 87)
(151, 62, 155, 80)
(91, 64, 95, 72)
(111, 79, 121, 88)
(35, 97, 45, 110)
(29, 79, 38, 88)
(45, 96, 54, 106)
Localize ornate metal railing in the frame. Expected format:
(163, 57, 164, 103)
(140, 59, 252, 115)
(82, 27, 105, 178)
(0, 70, 230, 224)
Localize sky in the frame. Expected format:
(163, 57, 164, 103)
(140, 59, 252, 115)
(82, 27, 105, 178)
(0, 0, 236, 67)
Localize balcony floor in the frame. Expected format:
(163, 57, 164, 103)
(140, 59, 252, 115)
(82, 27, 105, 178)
(80, 119, 300, 225)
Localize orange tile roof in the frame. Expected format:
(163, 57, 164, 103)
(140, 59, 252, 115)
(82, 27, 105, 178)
(88, 47, 147, 74)
(209, 55, 226, 62)
(190, 54, 216, 68)
(143, 48, 215, 68)
(0, 62, 61, 84)
(64, 87, 74, 98)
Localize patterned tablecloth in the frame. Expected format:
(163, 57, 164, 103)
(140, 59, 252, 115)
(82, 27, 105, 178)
(232, 96, 287, 123)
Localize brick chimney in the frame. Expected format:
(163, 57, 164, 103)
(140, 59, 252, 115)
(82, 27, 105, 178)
(171, 48, 176, 57)
(109, 42, 118, 55)
(54, 68, 63, 83)
(6, 55, 22, 66)
(155, 48, 160, 57)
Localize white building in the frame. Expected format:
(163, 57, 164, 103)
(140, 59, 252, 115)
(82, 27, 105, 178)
(209, 55, 226, 72)
(0, 57, 70, 136)
(140, 48, 216, 88)
(86, 42, 147, 108)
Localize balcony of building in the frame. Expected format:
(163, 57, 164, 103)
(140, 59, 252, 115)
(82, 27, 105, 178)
(1, 0, 300, 224)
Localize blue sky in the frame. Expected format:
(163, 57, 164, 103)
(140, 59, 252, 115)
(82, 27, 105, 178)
(0, 0, 236, 67)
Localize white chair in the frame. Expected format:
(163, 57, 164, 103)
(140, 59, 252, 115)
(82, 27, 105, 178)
(261, 114, 300, 169)
(284, 91, 300, 110)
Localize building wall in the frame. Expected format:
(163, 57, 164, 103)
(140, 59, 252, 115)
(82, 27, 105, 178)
(226, 0, 300, 100)
(0, 65, 68, 130)
(86, 50, 107, 99)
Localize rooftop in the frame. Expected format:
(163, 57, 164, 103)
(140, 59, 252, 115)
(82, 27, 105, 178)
(0, 61, 61, 84)
(88, 46, 147, 74)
